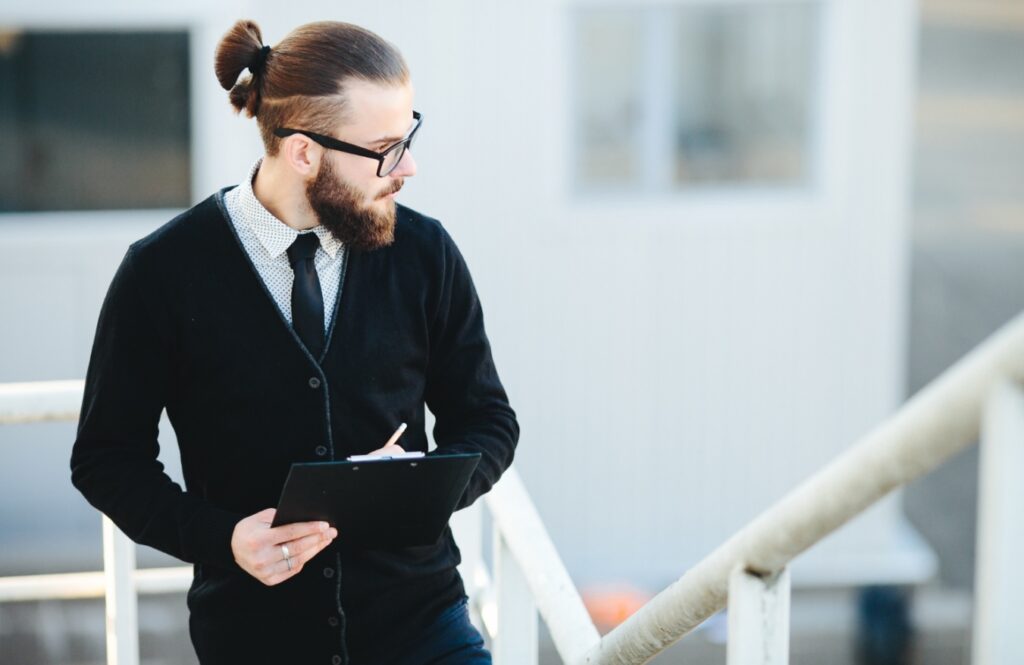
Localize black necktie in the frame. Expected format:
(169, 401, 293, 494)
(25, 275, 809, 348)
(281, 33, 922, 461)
(286, 233, 325, 358)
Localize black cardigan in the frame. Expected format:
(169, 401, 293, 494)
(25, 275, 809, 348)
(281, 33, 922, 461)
(70, 190, 518, 664)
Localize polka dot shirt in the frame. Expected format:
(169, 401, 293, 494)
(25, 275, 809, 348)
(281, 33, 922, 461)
(223, 158, 345, 334)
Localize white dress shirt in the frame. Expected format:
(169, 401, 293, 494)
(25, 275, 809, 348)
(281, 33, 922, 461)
(223, 158, 345, 333)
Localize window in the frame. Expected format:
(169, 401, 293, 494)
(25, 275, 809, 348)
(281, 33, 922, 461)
(0, 30, 191, 212)
(572, 2, 821, 194)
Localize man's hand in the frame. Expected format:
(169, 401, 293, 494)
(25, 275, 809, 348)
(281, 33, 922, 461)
(231, 508, 337, 586)
(364, 443, 405, 457)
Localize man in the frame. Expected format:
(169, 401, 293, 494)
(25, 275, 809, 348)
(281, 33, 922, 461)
(70, 19, 518, 665)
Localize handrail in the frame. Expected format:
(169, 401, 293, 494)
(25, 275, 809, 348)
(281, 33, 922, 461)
(0, 567, 191, 603)
(0, 377, 599, 663)
(485, 470, 601, 663)
(6, 311, 1024, 663)
(575, 312, 1024, 663)
(0, 379, 84, 425)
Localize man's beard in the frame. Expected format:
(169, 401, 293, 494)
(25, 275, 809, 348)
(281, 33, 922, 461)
(305, 158, 402, 251)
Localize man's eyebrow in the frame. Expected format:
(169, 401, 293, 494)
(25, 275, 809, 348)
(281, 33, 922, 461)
(369, 118, 417, 146)
(370, 133, 404, 146)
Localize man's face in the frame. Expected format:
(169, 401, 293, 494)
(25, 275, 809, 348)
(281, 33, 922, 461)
(306, 80, 417, 251)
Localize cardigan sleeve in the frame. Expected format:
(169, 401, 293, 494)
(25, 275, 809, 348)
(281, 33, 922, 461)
(424, 230, 519, 509)
(70, 246, 243, 568)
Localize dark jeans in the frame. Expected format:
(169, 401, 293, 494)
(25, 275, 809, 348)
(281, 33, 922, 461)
(358, 597, 491, 665)
(191, 596, 490, 665)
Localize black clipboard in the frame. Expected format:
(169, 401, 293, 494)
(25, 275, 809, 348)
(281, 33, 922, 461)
(270, 452, 481, 547)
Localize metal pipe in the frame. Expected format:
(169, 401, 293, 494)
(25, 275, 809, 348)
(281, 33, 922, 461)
(0, 379, 83, 425)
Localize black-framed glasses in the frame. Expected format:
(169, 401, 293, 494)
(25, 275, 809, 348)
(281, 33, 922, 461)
(274, 111, 422, 177)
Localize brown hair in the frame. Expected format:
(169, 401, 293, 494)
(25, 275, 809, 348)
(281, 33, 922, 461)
(214, 20, 409, 155)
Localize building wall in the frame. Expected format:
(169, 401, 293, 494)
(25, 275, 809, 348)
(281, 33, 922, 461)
(0, 0, 929, 591)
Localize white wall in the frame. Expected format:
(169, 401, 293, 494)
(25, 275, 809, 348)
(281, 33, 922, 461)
(0, 0, 934, 589)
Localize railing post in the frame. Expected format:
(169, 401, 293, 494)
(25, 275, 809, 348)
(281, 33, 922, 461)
(973, 380, 1024, 665)
(451, 502, 487, 629)
(102, 516, 139, 665)
(492, 530, 538, 665)
(727, 565, 790, 665)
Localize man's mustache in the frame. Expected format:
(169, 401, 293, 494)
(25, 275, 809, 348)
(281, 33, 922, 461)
(380, 179, 404, 198)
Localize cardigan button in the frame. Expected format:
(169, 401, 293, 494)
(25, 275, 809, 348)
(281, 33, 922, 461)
(315, 445, 328, 457)
(327, 616, 339, 628)
(323, 566, 335, 579)
(308, 377, 321, 389)
(332, 656, 342, 665)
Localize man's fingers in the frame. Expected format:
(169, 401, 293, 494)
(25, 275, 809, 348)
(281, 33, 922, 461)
(263, 520, 329, 545)
(258, 528, 337, 569)
(236, 511, 337, 586)
(365, 444, 405, 457)
(261, 535, 335, 586)
(254, 508, 276, 525)
(293, 535, 333, 568)
(287, 528, 338, 558)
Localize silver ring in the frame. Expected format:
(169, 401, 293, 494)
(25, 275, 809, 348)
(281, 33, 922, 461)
(282, 544, 293, 570)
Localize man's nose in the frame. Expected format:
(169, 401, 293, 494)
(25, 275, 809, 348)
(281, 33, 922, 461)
(391, 148, 417, 178)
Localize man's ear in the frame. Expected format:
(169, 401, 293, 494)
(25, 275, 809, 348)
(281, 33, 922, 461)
(281, 134, 320, 177)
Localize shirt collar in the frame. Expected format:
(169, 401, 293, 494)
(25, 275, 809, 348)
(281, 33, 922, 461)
(236, 158, 342, 259)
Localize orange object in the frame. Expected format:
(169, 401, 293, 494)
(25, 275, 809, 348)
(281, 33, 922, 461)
(581, 584, 653, 633)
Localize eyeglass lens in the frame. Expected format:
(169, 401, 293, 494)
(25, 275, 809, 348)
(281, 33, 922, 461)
(380, 131, 418, 176)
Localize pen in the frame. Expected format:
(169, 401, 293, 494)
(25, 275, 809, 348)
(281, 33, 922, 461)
(383, 422, 408, 449)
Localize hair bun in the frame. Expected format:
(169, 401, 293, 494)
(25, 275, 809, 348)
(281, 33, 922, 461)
(214, 20, 266, 116)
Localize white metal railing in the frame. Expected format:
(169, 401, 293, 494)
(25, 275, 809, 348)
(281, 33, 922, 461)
(3, 311, 1024, 664)
(0, 380, 83, 424)
(0, 378, 168, 665)
(465, 311, 1024, 664)
(971, 379, 1024, 664)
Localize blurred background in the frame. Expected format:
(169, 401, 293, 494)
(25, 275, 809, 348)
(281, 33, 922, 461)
(0, 0, 1021, 663)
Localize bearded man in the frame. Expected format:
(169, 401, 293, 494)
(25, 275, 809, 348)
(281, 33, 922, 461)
(70, 19, 518, 665)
